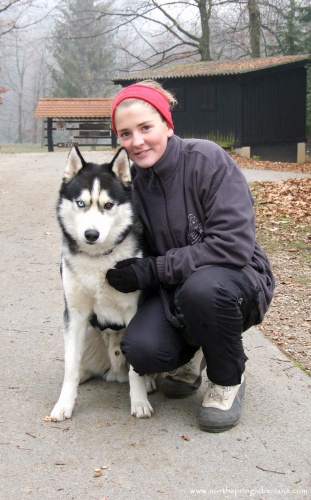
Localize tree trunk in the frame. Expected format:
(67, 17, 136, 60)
(198, 0, 212, 61)
(17, 92, 23, 143)
(248, 0, 261, 58)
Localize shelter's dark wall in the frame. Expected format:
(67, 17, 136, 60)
(165, 77, 241, 145)
(241, 67, 306, 146)
(160, 66, 307, 150)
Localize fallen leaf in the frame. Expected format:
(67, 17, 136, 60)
(94, 468, 102, 478)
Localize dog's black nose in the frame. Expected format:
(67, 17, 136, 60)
(85, 229, 100, 243)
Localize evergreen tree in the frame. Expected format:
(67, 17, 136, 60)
(271, 0, 311, 56)
(297, 4, 311, 135)
(298, 4, 311, 53)
(275, 1, 311, 134)
(50, 0, 114, 97)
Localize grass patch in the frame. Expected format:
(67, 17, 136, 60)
(256, 217, 310, 258)
(295, 276, 310, 285)
(293, 360, 310, 374)
(0, 143, 48, 153)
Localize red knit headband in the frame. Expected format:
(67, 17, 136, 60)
(111, 84, 174, 134)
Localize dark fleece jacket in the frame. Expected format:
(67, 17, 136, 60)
(132, 134, 275, 322)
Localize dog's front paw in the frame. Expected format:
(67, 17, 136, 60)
(131, 399, 154, 418)
(50, 400, 74, 422)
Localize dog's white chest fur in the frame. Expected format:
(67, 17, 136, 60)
(62, 240, 140, 327)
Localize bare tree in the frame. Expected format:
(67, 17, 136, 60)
(99, 0, 288, 69)
(0, 0, 62, 36)
(1, 0, 34, 35)
(4, 33, 31, 141)
(248, 0, 261, 57)
(97, 0, 236, 69)
(0, 69, 7, 103)
(0, 29, 51, 142)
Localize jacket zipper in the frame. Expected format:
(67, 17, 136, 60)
(149, 168, 178, 248)
(148, 168, 154, 192)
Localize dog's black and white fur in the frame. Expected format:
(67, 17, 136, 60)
(50, 146, 156, 421)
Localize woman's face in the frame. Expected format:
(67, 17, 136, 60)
(114, 101, 174, 169)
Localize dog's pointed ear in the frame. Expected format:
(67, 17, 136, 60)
(111, 148, 131, 184)
(64, 145, 85, 182)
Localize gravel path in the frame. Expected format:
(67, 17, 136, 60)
(1, 151, 310, 500)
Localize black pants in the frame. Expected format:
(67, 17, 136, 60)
(121, 266, 262, 386)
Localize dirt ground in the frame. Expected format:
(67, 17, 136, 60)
(235, 156, 311, 377)
(1, 149, 310, 379)
(1, 150, 311, 500)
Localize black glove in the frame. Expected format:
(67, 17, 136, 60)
(106, 257, 159, 293)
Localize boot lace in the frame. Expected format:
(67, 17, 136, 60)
(209, 383, 231, 402)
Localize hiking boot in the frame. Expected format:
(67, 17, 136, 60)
(161, 348, 206, 399)
(199, 375, 245, 432)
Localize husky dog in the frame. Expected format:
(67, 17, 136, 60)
(50, 146, 156, 422)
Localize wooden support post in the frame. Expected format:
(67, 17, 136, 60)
(47, 117, 54, 152)
(111, 129, 117, 148)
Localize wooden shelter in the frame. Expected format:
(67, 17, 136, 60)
(113, 55, 311, 162)
(35, 98, 116, 151)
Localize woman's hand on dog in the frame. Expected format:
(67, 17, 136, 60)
(106, 257, 159, 293)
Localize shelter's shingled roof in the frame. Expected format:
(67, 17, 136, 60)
(35, 98, 113, 118)
(113, 54, 311, 82)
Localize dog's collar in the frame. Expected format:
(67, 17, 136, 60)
(76, 244, 116, 258)
(79, 228, 132, 257)
(101, 228, 131, 255)
(100, 228, 131, 255)
(101, 246, 116, 256)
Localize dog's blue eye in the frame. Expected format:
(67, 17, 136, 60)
(76, 200, 85, 208)
(104, 202, 114, 210)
